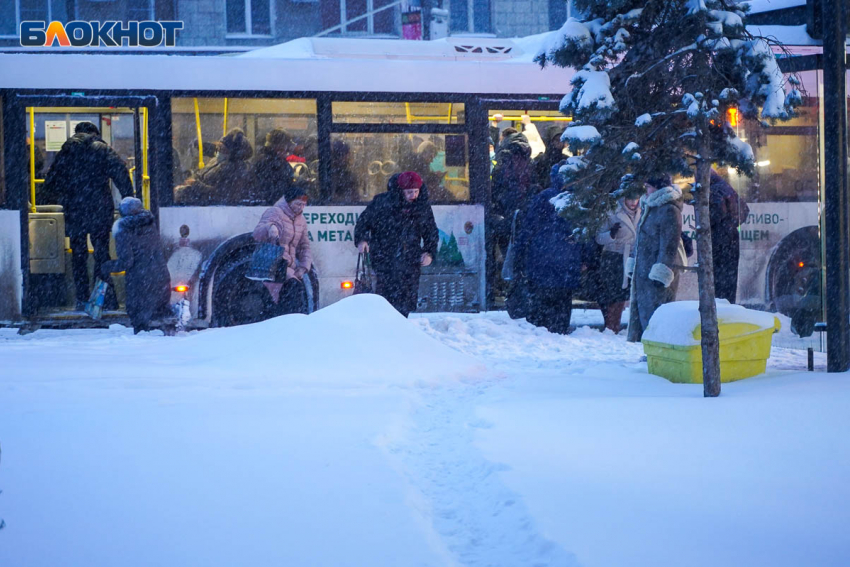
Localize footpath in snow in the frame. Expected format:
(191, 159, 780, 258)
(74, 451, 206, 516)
(1, 297, 848, 567)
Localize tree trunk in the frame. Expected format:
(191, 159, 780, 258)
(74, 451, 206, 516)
(694, 134, 721, 397)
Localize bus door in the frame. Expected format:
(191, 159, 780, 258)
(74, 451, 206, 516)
(478, 99, 568, 308)
(21, 96, 155, 319)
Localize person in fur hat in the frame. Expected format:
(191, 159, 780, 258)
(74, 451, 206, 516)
(627, 174, 687, 342)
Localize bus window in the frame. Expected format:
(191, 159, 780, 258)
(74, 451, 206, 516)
(332, 101, 465, 125)
(733, 89, 820, 203)
(328, 133, 469, 203)
(488, 110, 571, 156)
(171, 97, 318, 205)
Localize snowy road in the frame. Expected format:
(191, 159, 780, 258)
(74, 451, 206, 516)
(1, 298, 848, 567)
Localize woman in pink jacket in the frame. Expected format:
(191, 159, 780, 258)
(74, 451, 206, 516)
(252, 182, 313, 313)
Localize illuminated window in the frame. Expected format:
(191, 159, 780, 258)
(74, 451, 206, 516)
(329, 133, 469, 204)
(333, 102, 465, 125)
(171, 98, 318, 206)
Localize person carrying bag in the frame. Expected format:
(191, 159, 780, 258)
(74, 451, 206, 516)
(354, 252, 373, 295)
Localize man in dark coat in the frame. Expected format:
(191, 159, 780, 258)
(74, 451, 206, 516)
(354, 171, 439, 317)
(492, 128, 534, 221)
(101, 198, 172, 334)
(251, 128, 295, 205)
(709, 169, 749, 303)
(513, 169, 584, 334)
(42, 121, 134, 310)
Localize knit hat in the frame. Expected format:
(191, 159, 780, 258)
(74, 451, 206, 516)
(397, 171, 423, 190)
(118, 197, 144, 217)
(283, 182, 308, 203)
(265, 128, 292, 150)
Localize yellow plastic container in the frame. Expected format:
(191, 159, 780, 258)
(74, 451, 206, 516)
(642, 318, 781, 384)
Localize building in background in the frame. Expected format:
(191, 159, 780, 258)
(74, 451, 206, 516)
(0, 0, 820, 51)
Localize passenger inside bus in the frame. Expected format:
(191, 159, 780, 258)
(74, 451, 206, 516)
(251, 128, 295, 206)
(327, 139, 361, 203)
(177, 128, 254, 205)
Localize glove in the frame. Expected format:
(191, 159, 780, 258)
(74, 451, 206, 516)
(609, 222, 621, 239)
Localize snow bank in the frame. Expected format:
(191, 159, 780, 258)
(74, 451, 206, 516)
(3, 295, 485, 389)
(643, 300, 778, 346)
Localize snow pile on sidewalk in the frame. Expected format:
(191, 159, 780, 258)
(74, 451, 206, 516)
(3, 294, 484, 389)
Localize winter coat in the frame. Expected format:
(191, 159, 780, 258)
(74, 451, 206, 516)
(251, 146, 295, 206)
(514, 187, 584, 290)
(42, 133, 133, 235)
(628, 185, 686, 342)
(101, 210, 171, 329)
(596, 199, 641, 290)
(709, 170, 749, 302)
(179, 153, 254, 205)
(253, 197, 313, 281)
(492, 132, 533, 218)
(354, 176, 439, 276)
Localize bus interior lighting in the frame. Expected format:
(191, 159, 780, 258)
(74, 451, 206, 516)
(341, 281, 354, 290)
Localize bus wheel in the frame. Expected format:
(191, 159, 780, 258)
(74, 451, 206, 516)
(768, 227, 820, 317)
(211, 255, 276, 327)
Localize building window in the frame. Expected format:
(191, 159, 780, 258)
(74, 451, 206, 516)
(319, 0, 396, 35)
(0, 0, 51, 37)
(127, 0, 154, 21)
(450, 0, 490, 34)
(226, 0, 273, 36)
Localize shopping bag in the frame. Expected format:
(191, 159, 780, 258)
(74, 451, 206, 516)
(501, 210, 520, 281)
(246, 242, 288, 282)
(354, 252, 373, 294)
(85, 278, 108, 320)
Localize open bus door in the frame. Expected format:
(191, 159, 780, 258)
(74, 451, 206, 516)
(478, 99, 569, 309)
(20, 95, 155, 325)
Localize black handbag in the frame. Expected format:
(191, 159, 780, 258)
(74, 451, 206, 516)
(246, 241, 288, 282)
(354, 252, 373, 294)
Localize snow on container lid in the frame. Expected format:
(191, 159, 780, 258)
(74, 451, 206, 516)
(642, 300, 778, 347)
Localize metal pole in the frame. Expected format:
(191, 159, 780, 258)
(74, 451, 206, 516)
(822, 0, 850, 372)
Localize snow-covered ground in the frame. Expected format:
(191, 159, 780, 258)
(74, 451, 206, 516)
(1, 296, 847, 567)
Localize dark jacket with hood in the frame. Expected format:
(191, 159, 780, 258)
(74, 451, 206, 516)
(533, 127, 566, 189)
(492, 132, 534, 218)
(709, 170, 749, 300)
(43, 132, 133, 235)
(354, 174, 439, 275)
(251, 146, 295, 205)
(102, 199, 171, 328)
(515, 186, 584, 290)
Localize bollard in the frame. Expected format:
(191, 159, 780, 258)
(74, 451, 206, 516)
(808, 347, 814, 371)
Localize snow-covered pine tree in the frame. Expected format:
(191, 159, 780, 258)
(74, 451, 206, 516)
(537, 0, 802, 396)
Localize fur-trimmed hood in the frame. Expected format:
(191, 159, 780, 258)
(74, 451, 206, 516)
(640, 184, 683, 210)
